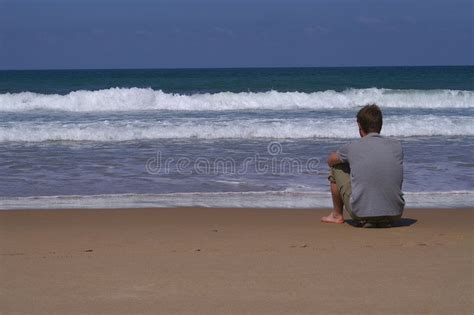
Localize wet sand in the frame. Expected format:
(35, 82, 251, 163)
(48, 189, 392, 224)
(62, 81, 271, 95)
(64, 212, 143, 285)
(0, 208, 472, 314)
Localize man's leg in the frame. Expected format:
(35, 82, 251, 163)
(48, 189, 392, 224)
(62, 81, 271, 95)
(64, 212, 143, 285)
(321, 181, 345, 223)
(321, 164, 351, 224)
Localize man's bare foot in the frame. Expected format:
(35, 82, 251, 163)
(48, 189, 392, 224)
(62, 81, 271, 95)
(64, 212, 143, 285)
(321, 212, 344, 224)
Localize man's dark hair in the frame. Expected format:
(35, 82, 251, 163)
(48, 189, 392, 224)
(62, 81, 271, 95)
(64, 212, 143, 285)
(357, 104, 383, 133)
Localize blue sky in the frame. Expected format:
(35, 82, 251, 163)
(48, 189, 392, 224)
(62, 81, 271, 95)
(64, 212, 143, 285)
(0, 0, 472, 69)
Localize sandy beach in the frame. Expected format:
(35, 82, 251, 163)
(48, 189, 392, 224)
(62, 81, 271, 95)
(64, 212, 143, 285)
(0, 208, 472, 314)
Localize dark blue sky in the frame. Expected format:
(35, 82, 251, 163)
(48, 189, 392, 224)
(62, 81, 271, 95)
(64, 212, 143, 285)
(1, 0, 472, 69)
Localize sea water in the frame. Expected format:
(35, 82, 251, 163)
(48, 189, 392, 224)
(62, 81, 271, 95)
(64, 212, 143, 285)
(0, 67, 473, 209)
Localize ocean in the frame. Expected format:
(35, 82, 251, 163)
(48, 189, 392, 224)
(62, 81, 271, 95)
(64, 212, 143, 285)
(0, 66, 473, 209)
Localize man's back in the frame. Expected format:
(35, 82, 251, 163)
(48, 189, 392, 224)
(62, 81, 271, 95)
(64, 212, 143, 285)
(338, 133, 405, 218)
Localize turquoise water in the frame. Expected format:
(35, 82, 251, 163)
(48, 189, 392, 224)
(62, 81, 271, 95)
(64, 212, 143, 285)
(1, 66, 472, 94)
(0, 66, 473, 209)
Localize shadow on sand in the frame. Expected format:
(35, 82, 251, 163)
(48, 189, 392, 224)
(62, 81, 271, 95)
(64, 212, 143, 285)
(346, 218, 418, 228)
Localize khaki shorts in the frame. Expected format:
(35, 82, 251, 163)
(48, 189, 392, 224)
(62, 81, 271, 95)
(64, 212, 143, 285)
(328, 164, 401, 223)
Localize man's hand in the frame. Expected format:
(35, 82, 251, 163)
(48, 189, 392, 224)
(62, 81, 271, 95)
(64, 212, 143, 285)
(327, 152, 343, 167)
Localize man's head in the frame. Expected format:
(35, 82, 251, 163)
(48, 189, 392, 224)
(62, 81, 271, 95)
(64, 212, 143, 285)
(356, 104, 383, 137)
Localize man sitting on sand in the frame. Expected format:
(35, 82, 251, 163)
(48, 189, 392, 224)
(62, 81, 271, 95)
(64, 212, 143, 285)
(321, 104, 405, 227)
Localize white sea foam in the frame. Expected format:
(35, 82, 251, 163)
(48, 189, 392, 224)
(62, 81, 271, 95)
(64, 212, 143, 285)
(0, 88, 473, 112)
(1, 191, 473, 210)
(0, 115, 472, 142)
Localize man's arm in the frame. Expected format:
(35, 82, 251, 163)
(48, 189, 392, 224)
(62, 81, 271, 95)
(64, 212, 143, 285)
(327, 152, 344, 167)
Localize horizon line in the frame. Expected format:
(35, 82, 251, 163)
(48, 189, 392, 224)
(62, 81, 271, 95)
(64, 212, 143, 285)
(1, 64, 473, 72)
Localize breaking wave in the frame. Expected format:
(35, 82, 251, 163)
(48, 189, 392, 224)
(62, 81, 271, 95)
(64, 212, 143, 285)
(1, 115, 472, 142)
(1, 87, 473, 112)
